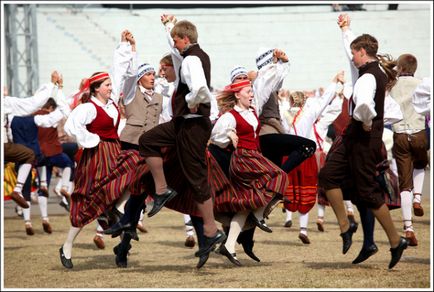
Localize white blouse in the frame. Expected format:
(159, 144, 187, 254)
(211, 105, 258, 149)
(64, 96, 119, 149)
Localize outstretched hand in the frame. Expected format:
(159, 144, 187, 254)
(161, 14, 177, 25)
(273, 49, 289, 63)
(333, 70, 345, 84)
(337, 13, 350, 30)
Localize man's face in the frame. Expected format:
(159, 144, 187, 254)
(139, 72, 155, 89)
(351, 47, 365, 68)
(172, 35, 189, 52)
(233, 74, 249, 83)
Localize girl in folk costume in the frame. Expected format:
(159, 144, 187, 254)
(210, 80, 288, 266)
(282, 71, 345, 244)
(59, 70, 125, 269)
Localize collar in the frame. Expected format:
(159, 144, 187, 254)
(234, 105, 253, 113)
(181, 43, 199, 57)
(139, 85, 154, 97)
(91, 96, 114, 107)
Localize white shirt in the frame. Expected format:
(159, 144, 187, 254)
(164, 23, 213, 116)
(64, 96, 119, 149)
(412, 76, 431, 116)
(253, 61, 290, 116)
(342, 29, 377, 127)
(211, 105, 258, 149)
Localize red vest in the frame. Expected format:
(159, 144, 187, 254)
(86, 99, 120, 140)
(230, 108, 261, 150)
(34, 109, 62, 157)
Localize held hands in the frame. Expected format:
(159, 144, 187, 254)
(51, 70, 60, 85)
(228, 131, 239, 148)
(333, 70, 345, 84)
(337, 13, 350, 30)
(273, 49, 289, 63)
(362, 123, 372, 132)
(121, 30, 135, 47)
(161, 14, 177, 25)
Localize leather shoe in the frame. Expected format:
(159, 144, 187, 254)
(316, 219, 324, 232)
(352, 244, 378, 264)
(185, 235, 196, 248)
(218, 244, 242, 266)
(284, 220, 293, 228)
(405, 230, 418, 246)
(148, 188, 178, 217)
(195, 230, 226, 257)
(340, 221, 358, 254)
(42, 220, 52, 234)
(93, 234, 105, 249)
(237, 229, 260, 262)
(298, 233, 310, 244)
(59, 246, 73, 269)
(113, 242, 132, 268)
(389, 237, 408, 269)
(241, 240, 260, 262)
(413, 202, 424, 217)
(248, 213, 272, 233)
(103, 222, 132, 237)
(136, 222, 148, 233)
(59, 201, 70, 212)
(263, 193, 283, 219)
(25, 222, 34, 236)
(10, 191, 29, 208)
(196, 253, 209, 269)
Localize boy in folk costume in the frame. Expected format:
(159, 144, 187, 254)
(318, 13, 407, 269)
(138, 15, 226, 258)
(390, 54, 428, 246)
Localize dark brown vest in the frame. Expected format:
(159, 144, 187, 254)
(173, 44, 211, 118)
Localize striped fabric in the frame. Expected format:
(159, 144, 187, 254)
(214, 148, 288, 212)
(70, 140, 121, 227)
(284, 155, 318, 214)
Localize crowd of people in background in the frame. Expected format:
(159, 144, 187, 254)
(3, 12, 431, 273)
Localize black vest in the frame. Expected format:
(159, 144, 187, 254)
(349, 61, 387, 138)
(173, 44, 211, 117)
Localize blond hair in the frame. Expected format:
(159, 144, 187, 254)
(170, 20, 198, 43)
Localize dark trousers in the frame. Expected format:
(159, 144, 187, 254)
(259, 133, 316, 173)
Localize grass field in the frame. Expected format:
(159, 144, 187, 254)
(2, 190, 431, 289)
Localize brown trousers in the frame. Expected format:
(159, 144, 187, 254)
(138, 116, 212, 203)
(4, 142, 35, 164)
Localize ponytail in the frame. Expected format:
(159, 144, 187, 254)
(377, 54, 398, 91)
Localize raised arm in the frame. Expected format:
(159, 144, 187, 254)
(253, 49, 290, 115)
(161, 14, 182, 86)
(338, 14, 358, 87)
(111, 30, 137, 105)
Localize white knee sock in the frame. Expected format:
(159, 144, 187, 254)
(400, 190, 413, 229)
(37, 166, 47, 188)
(55, 178, 62, 196)
(23, 201, 31, 221)
(183, 214, 194, 236)
(38, 196, 48, 220)
(285, 209, 293, 221)
(61, 167, 71, 189)
(225, 211, 248, 254)
(115, 191, 130, 213)
(62, 226, 82, 259)
(344, 200, 354, 214)
(252, 206, 266, 221)
(413, 168, 425, 202)
(317, 204, 325, 219)
(299, 212, 309, 234)
(14, 164, 32, 193)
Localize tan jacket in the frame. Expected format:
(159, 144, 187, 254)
(120, 86, 163, 145)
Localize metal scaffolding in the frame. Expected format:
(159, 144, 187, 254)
(4, 4, 39, 97)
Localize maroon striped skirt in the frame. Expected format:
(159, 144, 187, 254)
(213, 148, 288, 212)
(70, 140, 121, 227)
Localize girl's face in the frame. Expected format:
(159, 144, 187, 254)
(160, 63, 176, 82)
(95, 78, 112, 100)
(235, 86, 254, 109)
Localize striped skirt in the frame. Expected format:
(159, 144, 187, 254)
(213, 148, 288, 212)
(284, 155, 318, 214)
(70, 140, 121, 227)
